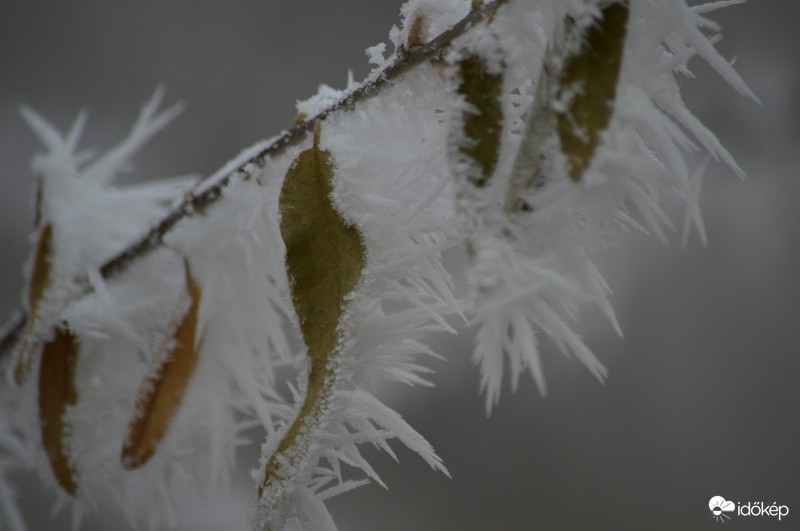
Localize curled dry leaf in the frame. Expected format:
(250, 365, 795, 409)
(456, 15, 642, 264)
(557, 1, 628, 182)
(259, 124, 365, 497)
(121, 262, 202, 470)
(15, 223, 54, 385)
(38, 327, 79, 495)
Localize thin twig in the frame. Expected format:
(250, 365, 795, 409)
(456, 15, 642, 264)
(0, 2, 498, 359)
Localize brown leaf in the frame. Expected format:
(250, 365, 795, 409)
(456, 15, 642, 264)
(38, 327, 79, 495)
(121, 264, 202, 470)
(406, 16, 425, 50)
(15, 223, 54, 385)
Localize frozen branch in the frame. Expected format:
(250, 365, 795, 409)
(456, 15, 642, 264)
(0, 1, 499, 360)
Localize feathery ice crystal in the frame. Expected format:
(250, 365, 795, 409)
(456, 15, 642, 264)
(0, 1, 754, 530)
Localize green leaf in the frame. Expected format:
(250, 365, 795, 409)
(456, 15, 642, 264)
(260, 125, 365, 496)
(557, 2, 628, 182)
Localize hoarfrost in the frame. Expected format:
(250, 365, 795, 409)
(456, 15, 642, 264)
(1, 1, 753, 529)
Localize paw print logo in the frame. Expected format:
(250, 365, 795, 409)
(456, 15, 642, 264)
(709, 496, 735, 522)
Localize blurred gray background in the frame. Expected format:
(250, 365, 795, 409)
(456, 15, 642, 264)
(1, 1, 798, 530)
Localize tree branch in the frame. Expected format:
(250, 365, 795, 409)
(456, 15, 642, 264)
(0, 2, 498, 359)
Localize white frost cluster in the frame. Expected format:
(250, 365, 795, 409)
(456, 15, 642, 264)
(13, 88, 194, 359)
(1, 89, 291, 529)
(389, 0, 471, 50)
(449, 0, 755, 411)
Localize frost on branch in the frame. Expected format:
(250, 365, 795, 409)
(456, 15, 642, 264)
(6, 87, 199, 499)
(0, 0, 754, 529)
(447, 0, 754, 411)
(390, 0, 471, 52)
(2, 89, 292, 528)
(12, 88, 191, 386)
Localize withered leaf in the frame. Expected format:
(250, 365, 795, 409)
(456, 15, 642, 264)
(121, 263, 202, 470)
(38, 326, 79, 495)
(406, 16, 425, 50)
(15, 223, 54, 385)
(557, 2, 628, 182)
(259, 124, 365, 496)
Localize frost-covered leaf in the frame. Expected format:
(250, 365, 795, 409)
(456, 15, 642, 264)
(27, 224, 54, 316)
(10, 91, 194, 391)
(121, 262, 203, 470)
(279, 127, 365, 379)
(451, 43, 504, 188)
(505, 1, 628, 210)
(459, 0, 750, 412)
(556, 2, 628, 182)
(38, 327, 79, 495)
(260, 125, 365, 497)
(5, 90, 202, 525)
(256, 66, 458, 527)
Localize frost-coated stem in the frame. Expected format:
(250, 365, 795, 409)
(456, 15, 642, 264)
(0, 1, 500, 359)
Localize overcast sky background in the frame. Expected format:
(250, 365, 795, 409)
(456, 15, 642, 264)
(1, 1, 798, 530)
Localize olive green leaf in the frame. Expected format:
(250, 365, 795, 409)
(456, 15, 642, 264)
(453, 50, 504, 189)
(506, 1, 628, 212)
(260, 123, 365, 497)
(557, 2, 629, 182)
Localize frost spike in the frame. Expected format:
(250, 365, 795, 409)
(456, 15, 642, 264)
(557, 1, 628, 182)
(38, 327, 79, 495)
(14, 223, 53, 385)
(259, 123, 365, 499)
(121, 261, 202, 470)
